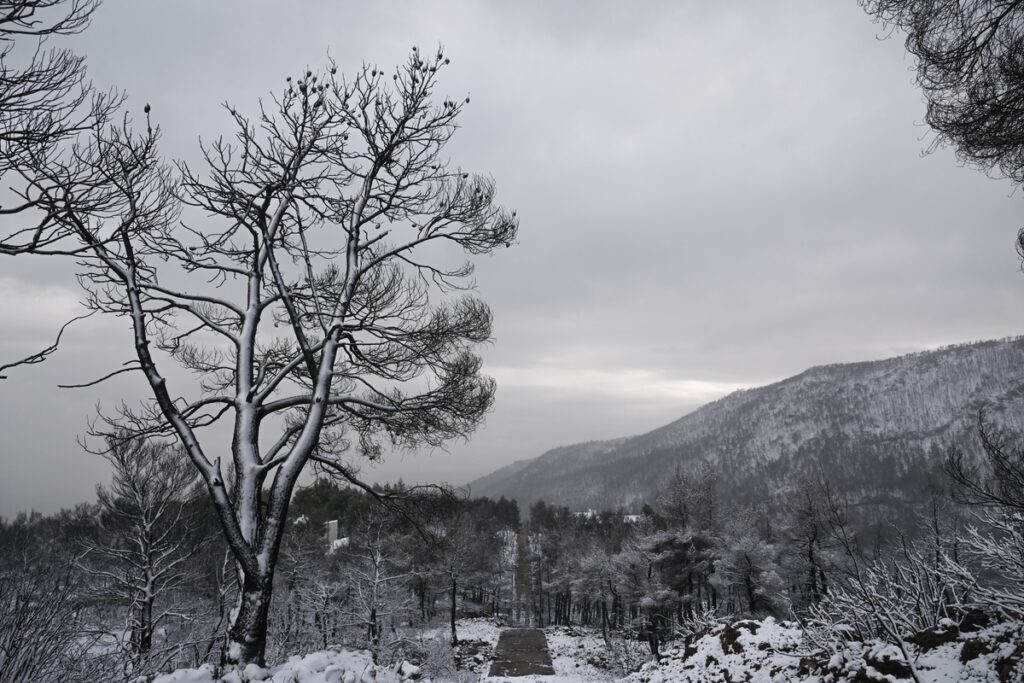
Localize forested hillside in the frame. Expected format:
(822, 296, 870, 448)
(472, 338, 1024, 513)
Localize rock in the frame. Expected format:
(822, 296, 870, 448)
(960, 609, 992, 633)
(241, 663, 271, 682)
(908, 623, 960, 651)
(960, 638, 995, 663)
(797, 656, 821, 676)
(323, 665, 346, 683)
(682, 632, 702, 660)
(863, 645, 913, 680)
(720, 620, 760, 654)
(398, 661, 421, 680)
(996, 641, 1024, 683)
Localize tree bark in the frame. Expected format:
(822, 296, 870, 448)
(138, 595, 153, 654)
(227, 574, 273, 666)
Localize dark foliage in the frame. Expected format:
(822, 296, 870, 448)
(862, 0, 1024, 184)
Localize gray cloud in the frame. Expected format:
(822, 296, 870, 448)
(2, 1, 1023, 515)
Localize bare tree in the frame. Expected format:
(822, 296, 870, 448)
(806, 479, 973, 683)
(265, 515, 339, 661)
(710, 530, 788, 617)
(1, 45, 516, 665)
(78, 434, 205, 673)
(942, 416, 1024, 619)
(942, 510, 1024, 618)
(433, 501, 482, 646)
(946, 412, 1024, 513)
(0, 0, 118, 373)
(782, 478, 835, 606)
(0, 0, 104, 179)
(0, 517, 107, 683)
(0, 557, 82, 683)
(657, 461, 718, 533)
(337, 512, 413, 650)
(573, 545, 618, 644)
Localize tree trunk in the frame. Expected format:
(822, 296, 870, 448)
(138, 595, 154, 654)
(808, 540, 821, 602)
(371, 603, 382, 647)
(647, 615, 660, 658)
(601, 600, 608, 644)
(227, 574, 273, 666)
(450, 574, 459, 646)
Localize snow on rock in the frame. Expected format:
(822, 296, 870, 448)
(617, 618, 803, 683)
(150, 665, 220, 683)
(616, 616, 1024, 683)
(150, 649, 422, 683)
(905, 618, 1023, 683)
(397, 662, 421, 679)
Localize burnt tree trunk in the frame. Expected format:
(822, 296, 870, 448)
(450, 573, 459, 646)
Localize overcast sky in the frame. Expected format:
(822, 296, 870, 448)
(2, 1, 1023, 517)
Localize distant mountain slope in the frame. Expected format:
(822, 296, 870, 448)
(469, 337, 1024, 512)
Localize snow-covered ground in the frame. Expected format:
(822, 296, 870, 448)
(416, 617, 503, 677)
(148, 621, 625, 683)
(149, 649, 421, 683)
(147, 616, 1024, 682)
(418, 617, 504, 649)
(543, 626, 623, 682)
(450, 618, 504, 647)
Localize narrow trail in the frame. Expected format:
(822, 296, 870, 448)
(488, 628, 555, 677)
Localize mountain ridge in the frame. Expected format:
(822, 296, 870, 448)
(469, 336, 1024, 512)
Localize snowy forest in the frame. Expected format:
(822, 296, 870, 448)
(4, 426, 1024, 681)
(3, 0, 1024, 681)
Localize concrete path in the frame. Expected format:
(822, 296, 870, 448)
(488, 628, 555, 677)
